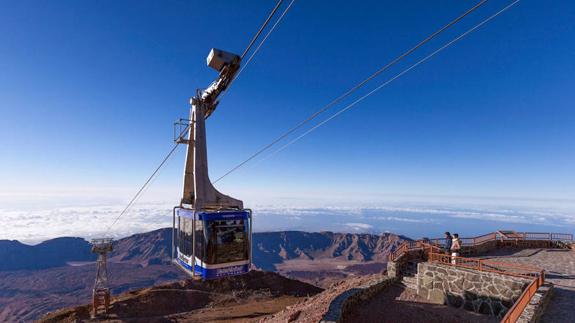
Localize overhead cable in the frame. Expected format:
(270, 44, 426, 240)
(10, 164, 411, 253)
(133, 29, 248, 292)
(213, 0, 490, 184)
(218, 0, 296, 102)
(237, 0, 297, 79)
(104, 137, 183, 235)
(264, 0, 522, 160)
(241, 0, 285, 59)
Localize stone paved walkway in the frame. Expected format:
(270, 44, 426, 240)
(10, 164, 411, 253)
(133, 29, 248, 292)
(480, 248, 575, 322)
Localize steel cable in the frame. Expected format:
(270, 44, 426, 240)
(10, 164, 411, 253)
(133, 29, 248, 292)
(104, 139, 183, 235)
(237, 0, 296, 79)
(241, 0, 284, 59)
(213, 0, 490, 183)
(262, 0, 522, 163)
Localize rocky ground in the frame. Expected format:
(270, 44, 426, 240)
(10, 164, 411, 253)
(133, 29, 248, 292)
(38, 270, 322, 323)
(260, 274, 380, 322)
(0, 262, 184, 322)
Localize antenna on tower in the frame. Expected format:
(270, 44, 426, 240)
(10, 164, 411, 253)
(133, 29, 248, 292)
(91, 238, 113, 318)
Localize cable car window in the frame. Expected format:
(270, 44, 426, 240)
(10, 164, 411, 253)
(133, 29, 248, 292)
(179, 217, 194, 256)
(177, 216, 181, 252)
(194, 219, 204, 261)
(204, 219, 249, 265)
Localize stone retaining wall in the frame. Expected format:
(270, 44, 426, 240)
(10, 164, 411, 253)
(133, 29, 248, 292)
(417, 262, 530, 319)
(321, 276, 398, 323)
(387, 260, 399, 278)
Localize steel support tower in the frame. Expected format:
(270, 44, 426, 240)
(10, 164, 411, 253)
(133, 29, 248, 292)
(91, 238, 113, 318)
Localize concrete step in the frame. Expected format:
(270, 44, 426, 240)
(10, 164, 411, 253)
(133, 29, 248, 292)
(401, 276, 418, 290)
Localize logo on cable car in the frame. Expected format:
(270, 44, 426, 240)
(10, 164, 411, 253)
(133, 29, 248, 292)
(215, 265, 246, 277)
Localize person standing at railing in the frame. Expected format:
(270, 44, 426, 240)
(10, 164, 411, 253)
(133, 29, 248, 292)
(451, 233, 461, 265)
(444, 232, 452, 254)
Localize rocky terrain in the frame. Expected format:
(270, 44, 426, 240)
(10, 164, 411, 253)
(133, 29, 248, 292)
(254, 231, 406, 287)
(0, 229, 186, 322)
(261, 274, 381, 322)
(39, 270, 322, 322)
(0, 228, 406, 321)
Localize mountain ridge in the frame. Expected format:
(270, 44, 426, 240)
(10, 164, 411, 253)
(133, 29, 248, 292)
(0, 228, 409, 271)
(0, 237, 95, 271)
(0, 228, 408, 321)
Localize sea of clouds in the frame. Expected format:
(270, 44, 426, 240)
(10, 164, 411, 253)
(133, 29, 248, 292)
(2, 198, 574, 244)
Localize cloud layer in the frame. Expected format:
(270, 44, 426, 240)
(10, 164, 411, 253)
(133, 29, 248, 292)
(2, 201, 574, 244)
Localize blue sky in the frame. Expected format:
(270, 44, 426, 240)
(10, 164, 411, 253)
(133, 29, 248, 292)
(1, 1, 574, 241)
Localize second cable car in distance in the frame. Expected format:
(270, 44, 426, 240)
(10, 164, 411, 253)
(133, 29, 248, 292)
(172, 48, 252, 280)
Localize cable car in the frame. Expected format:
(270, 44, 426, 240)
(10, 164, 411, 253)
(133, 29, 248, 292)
(174, 208, 252, 279)
(173, 205, 253, 280)
(172, 48, 252, 279)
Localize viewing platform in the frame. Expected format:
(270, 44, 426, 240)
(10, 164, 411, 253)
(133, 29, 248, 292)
(383, 230, 573, 323)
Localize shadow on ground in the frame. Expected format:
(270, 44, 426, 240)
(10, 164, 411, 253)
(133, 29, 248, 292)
(341, 283, 497, 323)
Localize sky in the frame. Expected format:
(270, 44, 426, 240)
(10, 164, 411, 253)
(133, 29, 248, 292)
(1, 0, 574, 243)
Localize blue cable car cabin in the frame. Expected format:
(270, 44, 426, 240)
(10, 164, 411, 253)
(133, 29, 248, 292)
(175, 208, 252, 279)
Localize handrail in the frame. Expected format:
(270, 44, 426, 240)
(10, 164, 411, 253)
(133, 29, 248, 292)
(390, 230, 573, 262)
(390, 240, 441, 261)
(501, 273, 544, 323)
(428, 252, 543, 279)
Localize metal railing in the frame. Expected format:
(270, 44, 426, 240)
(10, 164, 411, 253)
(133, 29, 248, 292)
(390, 230, 573, 261)
(501, 275, 544, 323)
(510, 232, 572, 241)
(428, 252, 544, 280)
(390, 240, 441, 261)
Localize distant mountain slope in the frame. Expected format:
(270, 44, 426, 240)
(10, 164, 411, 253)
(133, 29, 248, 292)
(0, 237, 94, 271)
(108, 228, 172, 265)
(253, 231, 407, 271)
(0, 228, 408, 321)
(1, 228, 407, 272)
(0, 229, 171, 272)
